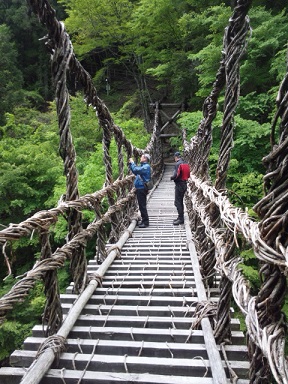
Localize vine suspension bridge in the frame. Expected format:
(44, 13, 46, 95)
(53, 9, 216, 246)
(1, 0, 288, 383)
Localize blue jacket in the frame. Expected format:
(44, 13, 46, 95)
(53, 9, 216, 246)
(129, 161, 151, 189)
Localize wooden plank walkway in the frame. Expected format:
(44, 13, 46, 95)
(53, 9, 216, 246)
(0, 165, 250, 383)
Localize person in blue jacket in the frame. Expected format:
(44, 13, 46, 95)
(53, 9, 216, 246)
(128, 154, 151, 228)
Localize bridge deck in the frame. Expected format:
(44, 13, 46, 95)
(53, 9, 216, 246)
(0, 165, 249, 383)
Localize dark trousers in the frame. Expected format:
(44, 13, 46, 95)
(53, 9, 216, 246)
(136, 189, 149, 224)
(174, 182, 187, 220)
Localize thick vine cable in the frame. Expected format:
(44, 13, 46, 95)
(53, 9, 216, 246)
(213, 0, 252, 345)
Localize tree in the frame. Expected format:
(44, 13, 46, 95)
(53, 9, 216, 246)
(129, 0, 196, 101)
(0, 107, 62, 225)
(239, 8, 288, 122)
(57, 0, 154, 129)
(0, 0, 55, 107)
(187, 6, 288, 122)
(0, 24, 24, 124)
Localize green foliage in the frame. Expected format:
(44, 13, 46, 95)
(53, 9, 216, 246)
(0, 94, 103, 223)
(177, 111, 203, 135)
(51, 0, 288, 122)
(57, 261, 71, 291)
(186, 6, 288, 123)
(58, 0, 135, 57)
(0, 321, 33, 361)
(78, 116, 149, 196)
(232, 116, 270, 172)
(0, 258, 71, 362)
(186, 5, 231, 97)
(130, 0, 183, 60)
(237, 92, 273, 123)
(0, 106, 62, 224)
(0, 279, 45, 361)
(69, 95, 102, 173)
(0, 24, 24, 124)
(230, 171, 264, 207)
(239, 8, 288, 122)
(0, 276, 17, 298)
(114, 116, 150, 149)
(130, 0, 200, 99)
(78, 143, 106, 195)
(239, 248, 260, 294)
(226, 116, 270, 205)
(169, 110, 202, 150)
(114, 94, 141, 121)
(0, 0, 52, 101)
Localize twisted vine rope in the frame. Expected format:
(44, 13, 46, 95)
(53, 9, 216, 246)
(250, 61, 288, 383)
(0, 189, 136, 322)
(40, 230, 62, 337)
(187, 173, 288, 383)
(52, 20, 87, 294)
(183, 0, 288, 381)
(213, 0, 252, 345)
(184, 0, 252, 345)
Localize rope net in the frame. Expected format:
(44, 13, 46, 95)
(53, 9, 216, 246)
(0, 0, 287, 383)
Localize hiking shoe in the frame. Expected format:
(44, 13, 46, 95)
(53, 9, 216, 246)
(173, 219, 184, 225)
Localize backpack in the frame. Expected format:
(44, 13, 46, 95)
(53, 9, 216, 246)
(177, 163, 190, 181)
(144, 179, 153, 190)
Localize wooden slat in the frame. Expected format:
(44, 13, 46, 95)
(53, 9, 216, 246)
(31, 325, 246, 345)
(72, 315, 241, 331)
(0, 367, 252, 384)
(10, 350, 250, 378)
(59, 293, 219, 306)
(23, 337, 247, 360)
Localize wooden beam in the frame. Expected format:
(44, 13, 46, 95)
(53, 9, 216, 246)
(184, 211, 228, 384)
(160, 109, 181, 132)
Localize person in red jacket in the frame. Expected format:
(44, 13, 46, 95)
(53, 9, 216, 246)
(170, 151, 190, 225)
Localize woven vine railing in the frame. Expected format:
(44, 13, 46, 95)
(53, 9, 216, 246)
(0, 0, 163, 340)
(1, 0, 288, 383)
(183, 0, 288, 383)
